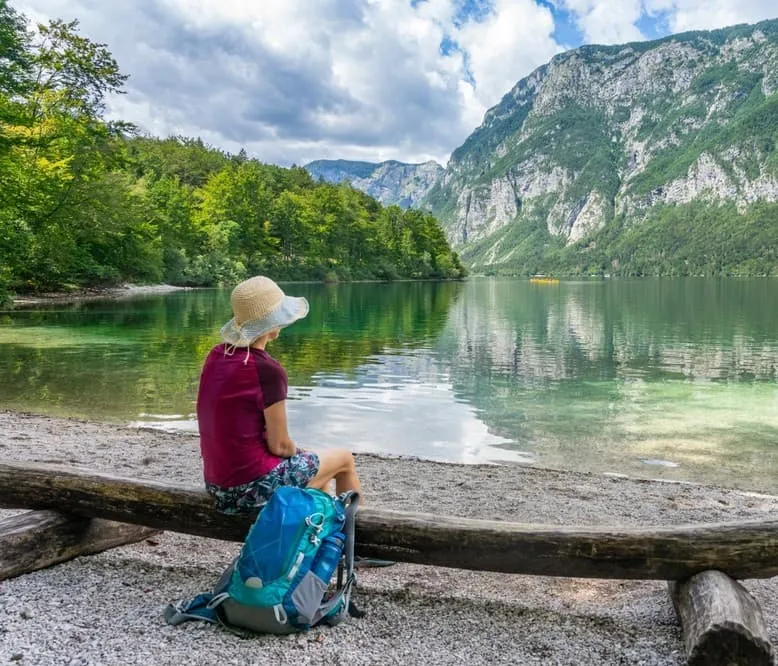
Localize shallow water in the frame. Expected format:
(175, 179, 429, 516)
(1, 278, 776, 490)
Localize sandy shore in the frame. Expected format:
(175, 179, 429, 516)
(1, 410, 777, 665)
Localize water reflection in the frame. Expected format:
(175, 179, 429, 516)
(1, 278, 776, 490)
(442, 278, 778, 488)
(0, 282, 464, 420)
(447, 279, 778, 383)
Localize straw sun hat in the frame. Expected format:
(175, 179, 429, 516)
(220, 276, 309, 347)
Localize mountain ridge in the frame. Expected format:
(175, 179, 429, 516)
(311, 18, 778, 276)
(305, 158, 443, 209)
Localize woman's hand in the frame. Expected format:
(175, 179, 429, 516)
(264, 400, 297, 458)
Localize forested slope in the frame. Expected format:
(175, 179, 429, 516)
(0, 3, 463, 303)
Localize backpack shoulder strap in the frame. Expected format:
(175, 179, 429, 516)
(164, 556, 237, 627)
(163, 593, 219, 626)
(341, 490, 359, 585)
(310, 490, 360, 627)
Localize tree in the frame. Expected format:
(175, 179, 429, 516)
(0, 15, 134, 289)
(0, 5, 464, 293)
(270, 191, 308, 266)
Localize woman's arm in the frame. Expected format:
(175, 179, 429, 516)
(264, 400, 297, 458)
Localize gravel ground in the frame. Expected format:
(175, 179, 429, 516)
(1, 410, 777, 665)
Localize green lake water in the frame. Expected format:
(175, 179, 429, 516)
(1, 278, 776, 491)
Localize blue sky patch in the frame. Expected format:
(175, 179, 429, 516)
(537, 1, 585, 48)
(636, 11, 672, 40)
(453, 0, 494, 27)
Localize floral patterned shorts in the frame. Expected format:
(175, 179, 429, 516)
(206, 450, 320, 515)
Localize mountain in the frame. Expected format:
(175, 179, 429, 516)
(422, 19, 778, 276)
(311, 21, 778, 276)
(305, 159, 443, 209)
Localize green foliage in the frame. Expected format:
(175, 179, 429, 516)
(628, 90, 778, 196)
(521, 106, 614, 174)
(690, 60, 740, 94)
(450, 81, 537, 169)
(476, 201, 778, 278)
(126, 136, 231, 187)
(0, 10, 133, 291)
(0, 4, 462, 295)
(0, 0, 29, 101)
(605, 202, 778, 276)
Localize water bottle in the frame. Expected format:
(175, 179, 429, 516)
(310, 532, 345, 584)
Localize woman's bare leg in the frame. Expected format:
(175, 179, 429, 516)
(307, 448, 361, 496)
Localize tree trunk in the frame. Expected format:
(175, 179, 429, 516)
(669, 570, 775, 666)
(0, 510, 159, 581)
(1, 462, 778, 580)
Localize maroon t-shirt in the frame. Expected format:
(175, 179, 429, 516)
(196, 344, 288, 487)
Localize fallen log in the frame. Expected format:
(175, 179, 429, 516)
(0, 510, 158, 581)
(669, 571, 775, 666)
(1, 462, 778, 580)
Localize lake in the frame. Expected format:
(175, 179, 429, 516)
(1, 278, 776, 491)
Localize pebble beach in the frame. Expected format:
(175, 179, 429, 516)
(1, 410, 777, 665)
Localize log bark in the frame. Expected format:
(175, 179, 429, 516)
(669, 570, 775, 666)
(2, 462, 778, 580)
(0, 510, 159, 581)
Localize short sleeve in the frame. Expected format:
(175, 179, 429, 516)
(256, 354, 288, 408)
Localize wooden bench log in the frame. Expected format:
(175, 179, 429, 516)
(0, 510, 159, 581)
(2, 462, 778, 580)
(669, 571, 775, 666)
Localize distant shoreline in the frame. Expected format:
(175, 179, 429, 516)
(8, 277, 469, 307)
(11, 274, 775, 307)
(9, 283, 195, 306)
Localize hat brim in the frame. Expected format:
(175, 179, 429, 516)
(220, 295, 309, 347)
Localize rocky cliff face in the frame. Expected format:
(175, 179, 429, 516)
(307, 21, 778, 275)
(421, 19, 778, 273)
(305, 159, 443, 209)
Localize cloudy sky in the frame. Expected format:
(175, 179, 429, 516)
(13, 0, 778, 166)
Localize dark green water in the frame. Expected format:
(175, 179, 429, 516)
(1, 278, 776, 490)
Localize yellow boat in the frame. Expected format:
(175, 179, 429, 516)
(529, 276, 560, 285)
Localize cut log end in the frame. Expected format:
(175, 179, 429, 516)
(669, 570, 775, 666)
(0, 510, 159, 581)
(686, 630, 774, 666)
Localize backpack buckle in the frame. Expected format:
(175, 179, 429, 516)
(305, 513, 325, 532)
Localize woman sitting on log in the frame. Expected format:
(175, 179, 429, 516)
(196, 275, 362, 515)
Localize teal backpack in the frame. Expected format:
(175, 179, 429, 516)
(165, 486, 359, 634)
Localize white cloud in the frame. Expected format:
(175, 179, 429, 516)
(13, 0, 777, 168)
(558, 0, 777, 44)
(12, 0, 562, 166)
(643, 0, 778, 33)
(554, 0, 645, 43)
